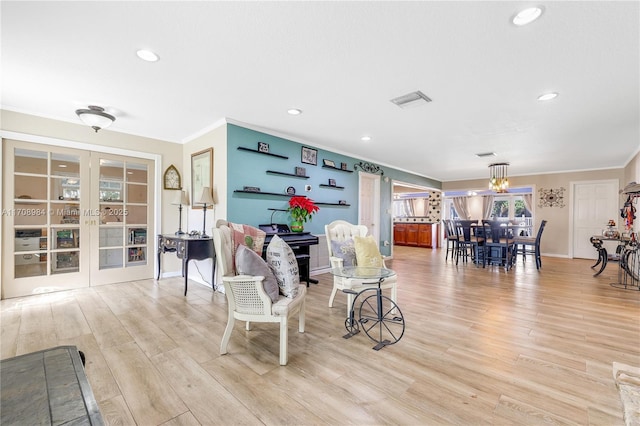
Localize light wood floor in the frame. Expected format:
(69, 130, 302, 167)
(2, 246, 639, 425)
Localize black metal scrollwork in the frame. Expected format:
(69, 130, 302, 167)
(354, 162, 384, 176)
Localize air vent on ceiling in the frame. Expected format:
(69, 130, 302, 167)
(390, 90, 432, 109)
(475, 152, 497, 158)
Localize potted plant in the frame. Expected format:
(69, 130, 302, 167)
(288, 196, 319, 232)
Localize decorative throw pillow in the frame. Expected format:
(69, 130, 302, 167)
(354, 235, 383, 267)
(228, 222, 266, 267)
(265, 235, 300, 298)
(331, 238, 356, 266)
(235, 244, 279, 303)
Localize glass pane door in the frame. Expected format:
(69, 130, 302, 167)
(2, 141, 90, 298)
(90, 153, 154, 285)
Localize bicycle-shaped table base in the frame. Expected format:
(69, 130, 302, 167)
(342, 278, 405, 350)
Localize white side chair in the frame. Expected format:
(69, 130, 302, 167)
(324, 220, 398, 315)
(212, 223, 306, 366)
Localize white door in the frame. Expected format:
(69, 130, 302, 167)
(358, 172, 381, 243)
(572, 180, 619, 259)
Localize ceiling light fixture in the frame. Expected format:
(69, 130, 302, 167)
(489, 162, 509, 193)
(512, 6, 543, 26)
(75, 105, 116, 132)
(287, 108, 302, 115)
(537, 92, 558, 101)
(136, 49, 159, 62)
(390, 90, 432, 109)
(361, 136, 372, 142)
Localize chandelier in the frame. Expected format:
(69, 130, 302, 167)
(489, 162, 509, 193)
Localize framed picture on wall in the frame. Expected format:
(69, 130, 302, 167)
(323, 159, 336, 168)
(295, 166, 306, 176)
(191, 148, 213, 209)
(258, 142, 269, 153)
(301, 146, 317, 166)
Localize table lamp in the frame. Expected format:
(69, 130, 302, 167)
(171, 190, 190, 235)
(197, 186, 215, 237)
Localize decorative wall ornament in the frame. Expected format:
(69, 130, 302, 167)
(538, 187, 565, 208)
(354, 161, 384, 175)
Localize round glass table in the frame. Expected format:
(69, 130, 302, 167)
(330, 266, 405, 350)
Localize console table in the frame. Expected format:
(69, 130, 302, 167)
(590, 235, 629, 277)
(0, 346, 104, 425)
(157, 234, 215, 295)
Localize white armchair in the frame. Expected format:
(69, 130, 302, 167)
(212, 223, 306, 366)
(324, 220, 397, 315)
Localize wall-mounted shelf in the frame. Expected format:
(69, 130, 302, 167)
(316, 202, 350, 206)
(266, 170, 310, 179)
(237, 146, 288, 159)
(234, 190, 305, 198)
(319, 184, 344, 189)
(322, 165, 353, 173)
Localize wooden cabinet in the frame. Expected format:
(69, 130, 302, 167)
(418, 225, 433, 247)
(394, 224, 407, 245)
(394, 223, 439, 248)
(406, 224, 419, 246)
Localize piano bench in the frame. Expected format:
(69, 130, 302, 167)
(296, 254, 311, 287)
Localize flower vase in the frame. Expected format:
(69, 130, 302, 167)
(290, 220, 304, 233)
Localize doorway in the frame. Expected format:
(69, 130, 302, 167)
(2, 139, 156, 298)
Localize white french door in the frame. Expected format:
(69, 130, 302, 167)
(2, 140, 155, 298)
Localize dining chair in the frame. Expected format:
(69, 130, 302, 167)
(482, 220, 516, 270)
(325, 220, 397, 315)
(514, 220, 547, 269)
(443, 219, 458, 261)
(454, 220, 482, 266)
(212, 222, 306, 366)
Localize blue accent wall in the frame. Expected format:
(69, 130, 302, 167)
(226, 124, 440, 255)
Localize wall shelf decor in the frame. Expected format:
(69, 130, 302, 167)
(319, 184, 344, 189)
(322, 165, 353, 173)
(234, 189, 306, 198)
(316, 202, 350, 206)
(237, 146, 288, 159)
(266, 170, 310, 179)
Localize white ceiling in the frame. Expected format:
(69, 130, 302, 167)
(2, 1, 638, 182)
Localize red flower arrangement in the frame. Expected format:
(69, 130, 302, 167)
(288, 196, 319, 223)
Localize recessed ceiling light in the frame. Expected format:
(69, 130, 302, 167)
(136, 49, 159, 62)
(287, 108, 302, 115)
(512, 6, 543, 26)
(537, 92, 558, 101)
(361, 136, 372, 142)
(58, 164, 67, 168)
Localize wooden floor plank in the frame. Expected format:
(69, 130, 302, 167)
(1, 246, 638, 425)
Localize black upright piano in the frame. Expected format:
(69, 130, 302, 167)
(259, 224, 319, 286)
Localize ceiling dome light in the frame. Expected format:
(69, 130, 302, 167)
(136, 49, 159, 62)
(287, 108, 302, 115)
(537, 92, 558, 101)
(75, 105, 116, 132)
(512, 6, 543, 26)
(361, 136, 372, 142)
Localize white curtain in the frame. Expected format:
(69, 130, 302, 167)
(523, 194, 533, 213)
(482, 195, 494, 219)
(452, 196, 471, 219)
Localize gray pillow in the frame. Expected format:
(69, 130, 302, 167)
(235, 244, 279, 303)
(331, 238, 356, 266)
